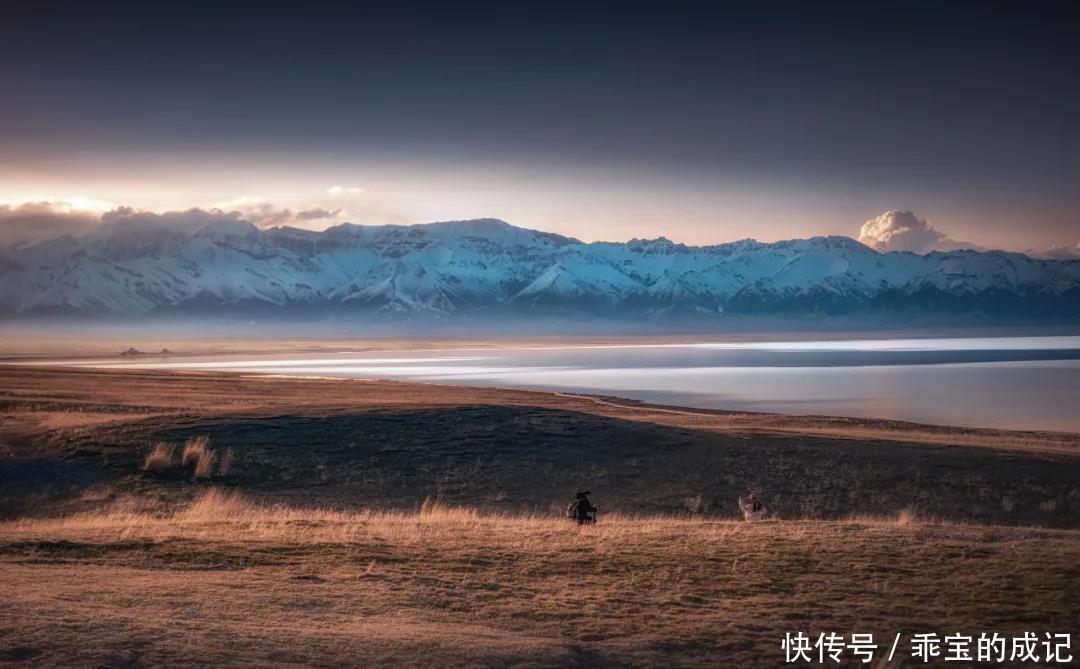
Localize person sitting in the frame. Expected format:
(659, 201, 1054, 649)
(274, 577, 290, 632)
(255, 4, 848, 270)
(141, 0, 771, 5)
(567, 491, 597, 525)
(738, 493, 767, 521)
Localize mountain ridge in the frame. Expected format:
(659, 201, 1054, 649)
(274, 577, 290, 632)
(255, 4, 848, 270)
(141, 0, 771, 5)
(2, 217, 1078, 319)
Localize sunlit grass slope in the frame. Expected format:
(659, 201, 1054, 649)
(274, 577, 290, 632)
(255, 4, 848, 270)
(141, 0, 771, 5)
(2, 491, 1077, 668)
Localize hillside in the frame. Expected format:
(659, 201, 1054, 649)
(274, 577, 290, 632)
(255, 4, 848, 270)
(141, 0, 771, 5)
(2, 217, 1078, 318)
(2, 366, 1078, 526)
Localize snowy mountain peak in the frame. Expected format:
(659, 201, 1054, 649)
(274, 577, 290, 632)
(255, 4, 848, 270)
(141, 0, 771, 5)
(1, 218, 1077, 318)
(626, 237, 686, 255)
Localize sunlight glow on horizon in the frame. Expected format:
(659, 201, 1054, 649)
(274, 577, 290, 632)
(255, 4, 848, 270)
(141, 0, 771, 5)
(0, 159, 1073, 252)
(0, 194, 118, 213)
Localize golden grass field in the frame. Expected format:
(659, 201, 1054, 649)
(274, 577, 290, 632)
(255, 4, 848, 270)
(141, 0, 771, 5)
(1, 365, 1078, 667)
(2, 490, 1078, 668)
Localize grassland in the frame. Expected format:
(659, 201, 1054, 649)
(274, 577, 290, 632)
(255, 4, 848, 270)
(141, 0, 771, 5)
(2, 491, 1078, 668)
(2, 366, 1078, 524)
(0, 365, 1078, 667)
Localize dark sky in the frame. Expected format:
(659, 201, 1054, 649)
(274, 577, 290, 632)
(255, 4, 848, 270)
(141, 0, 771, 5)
(2, 1, 1079, 249)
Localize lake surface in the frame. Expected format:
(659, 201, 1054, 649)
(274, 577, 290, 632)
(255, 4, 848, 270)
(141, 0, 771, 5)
(56, 336, 1080, 432)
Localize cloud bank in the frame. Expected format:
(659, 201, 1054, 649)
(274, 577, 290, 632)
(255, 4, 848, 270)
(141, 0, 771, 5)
(2, 200, 1075, 261)
(0, 201, 103, 246)
(857, 210, 979, 254)
(222, 202, 343, 229)
(0, 199, 348, 247)
(99, 207, 251, 236)
(1034, 243, 1080, 260)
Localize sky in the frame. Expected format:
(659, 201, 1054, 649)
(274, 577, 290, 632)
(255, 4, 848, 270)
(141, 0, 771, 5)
(1, 1, 1079, 255)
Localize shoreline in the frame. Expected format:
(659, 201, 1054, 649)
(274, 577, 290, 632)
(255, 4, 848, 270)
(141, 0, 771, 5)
(4, 363, 1079, 451)
(2, 363, 1077, 527)
(3, 322, 1080, 359)
(4, 340, 1080, 435)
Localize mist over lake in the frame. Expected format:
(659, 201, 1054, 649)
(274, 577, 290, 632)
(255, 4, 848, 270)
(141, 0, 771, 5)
(65, 335, 1080, 432)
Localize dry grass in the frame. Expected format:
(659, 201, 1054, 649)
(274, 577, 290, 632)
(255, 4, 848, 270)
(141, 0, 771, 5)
(181, 436, 216, 478)
(36, 410, 144, 431)
(141, 436, 229, 479)
(1, 490, 1077, 667)
(143, 442, 175, 474)
(175, 488, 252, 521)
(0, 490, 1017, 549)
(894, 507, 918, 526)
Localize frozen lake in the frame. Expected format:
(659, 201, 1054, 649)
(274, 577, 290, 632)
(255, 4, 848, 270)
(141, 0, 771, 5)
(53, 335, 1080, 432)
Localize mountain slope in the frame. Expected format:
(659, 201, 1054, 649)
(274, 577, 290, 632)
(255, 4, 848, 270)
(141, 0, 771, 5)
(1, 218, 1078, 318)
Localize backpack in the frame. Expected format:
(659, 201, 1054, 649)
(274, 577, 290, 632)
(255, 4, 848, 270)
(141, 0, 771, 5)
(566, 499, 580, 518)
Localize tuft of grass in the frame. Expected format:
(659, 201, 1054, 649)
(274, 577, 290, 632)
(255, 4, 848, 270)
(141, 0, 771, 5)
(143, 436, 228, 479)
(181, 436, 216, 479)
(894, 508, 919, 527)
(419, 495, 442, 517)
(175, 488, 253, 522)
(418, 496, 481, 522)
(143, 443, 176, 474)
(846, 508, 926, 527)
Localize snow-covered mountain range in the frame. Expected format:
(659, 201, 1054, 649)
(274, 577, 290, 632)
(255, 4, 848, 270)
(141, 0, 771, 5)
(2, 217, 1078, 319)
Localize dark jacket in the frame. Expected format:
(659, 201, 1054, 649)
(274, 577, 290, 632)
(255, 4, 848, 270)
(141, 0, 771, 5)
(568, 496, 595, 520)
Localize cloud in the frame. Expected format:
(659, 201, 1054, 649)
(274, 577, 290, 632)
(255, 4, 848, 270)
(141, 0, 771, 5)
(0, 201, 248, 248)
(0, 195, 117, 213)
(0, 193, 370, 248)
(327, 185, 364, 196)
(210, 195, 265, 210)
(295, 207, 342, 221)
(0, 201, 104, 246)
(100, 207, 247, 236)
(231, 203, 294, 227)
(209, 198, 345, 229)
(1031, 243, 1080, 260)
(857, 210, 979, 254)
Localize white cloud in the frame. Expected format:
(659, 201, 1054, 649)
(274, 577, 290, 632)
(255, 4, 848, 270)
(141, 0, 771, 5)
(294, 207, 342, 221)
(210, 195, 265, 210)
(327, 185, 365, 196)
(857, 210, 978, 254)
(0, 194, 371, 248)
(0, 194, 117, 213)
(99, 207, 249, 236)
(207, 197, 344, 229)
(0, 201, 104, 246)
(1032, 243, 1080, 260)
